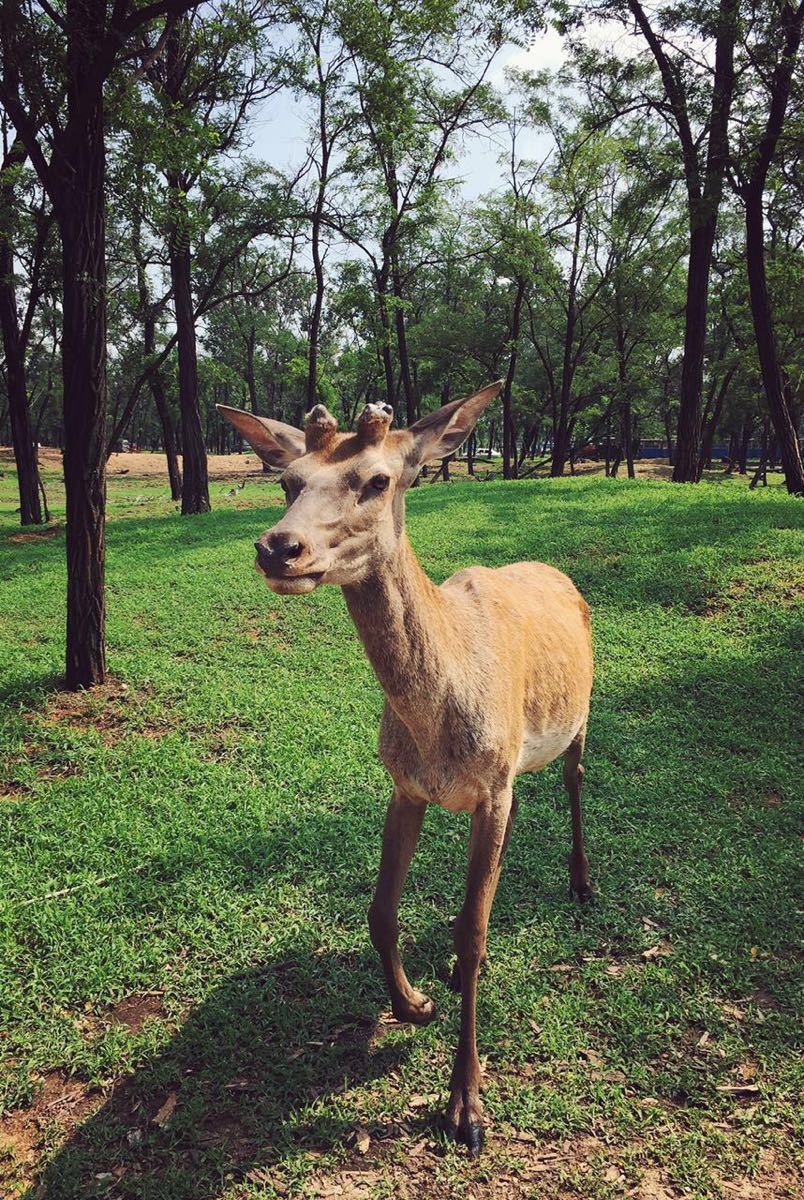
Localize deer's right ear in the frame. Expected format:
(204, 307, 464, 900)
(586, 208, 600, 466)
(216, 405, 306, 469)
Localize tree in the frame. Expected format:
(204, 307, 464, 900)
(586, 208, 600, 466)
(730, 0, 804, 494)
(562, 0, 738, 480)
(0, 131, 52, 523)
(1, 0, 199, 687)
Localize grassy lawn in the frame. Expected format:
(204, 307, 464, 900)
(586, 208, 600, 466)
(0, 454, 802, 1200)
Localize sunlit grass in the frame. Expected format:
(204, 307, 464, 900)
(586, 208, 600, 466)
(0, 458, 801, 1199)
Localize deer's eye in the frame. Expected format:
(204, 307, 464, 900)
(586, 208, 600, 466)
(369, 474, 390, 493)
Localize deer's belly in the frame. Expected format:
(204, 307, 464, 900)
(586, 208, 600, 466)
(515, 721, 581, 774)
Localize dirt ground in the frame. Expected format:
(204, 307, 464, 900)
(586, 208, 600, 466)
(3, 446, 685, 483)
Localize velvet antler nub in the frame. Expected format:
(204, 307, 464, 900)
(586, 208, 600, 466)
(356, 402, 394, 446)
(304, 404, 338, 451)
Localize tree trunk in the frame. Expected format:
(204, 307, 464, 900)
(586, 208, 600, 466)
(169, 229, 210, 514)
(672, 219, 716, 481)
(142, 304, 182, 500)
(0, 140, 42, 525)
(622, 401, 635, 478)
(502, 277, 525, 480)
(697, 366, 734, 480)
(376, 283, 395, 410)
(744, 185, 804, 494)
(57, 67, 107, 687)
(391, 256, 416, 427)
(0, 241, 42, 524)
(245, 324, 258, 412)
(151, 372, 182, 501)
(664, 410, 674, 466)
(551, 211, 582, 478)
(738, 415, 754, 473)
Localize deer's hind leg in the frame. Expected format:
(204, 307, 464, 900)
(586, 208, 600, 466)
(368, 790, 435, 1025)
(563, 726, 593, 902)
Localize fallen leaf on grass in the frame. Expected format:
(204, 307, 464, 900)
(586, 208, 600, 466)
(153, 1092, 177, 1126)
(642, 941, 672, 959)
(353, 1126, 370, 1155)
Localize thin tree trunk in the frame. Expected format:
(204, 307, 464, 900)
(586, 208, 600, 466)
(738, 415, 754, 473)
(672, 220, 716, 481)
(391, 254, 416, 427)
(664, 410, 674, 466)
(151, 371, 182, 500)
(245, 325, 258, 412)
(169, 229, 210, 514)
(697, 366, 735, 480)
(502, 277, 526, 480)
(744, 186, 804, 493)
(165, 20, 209, 515)
(306, 42, 331, 412)
(0, 242, 42, 524)
(0, 139, 42, 524)
(551, 212, 581, 477)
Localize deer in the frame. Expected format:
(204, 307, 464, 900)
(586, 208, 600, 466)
(218, 382, 594, 1155)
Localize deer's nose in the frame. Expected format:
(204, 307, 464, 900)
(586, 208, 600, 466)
(255, 532, 306, 569)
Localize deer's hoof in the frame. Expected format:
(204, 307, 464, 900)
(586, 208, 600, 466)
(442, 1090, 485, 1156)
(392, 990, 435, 1026)
(463, 1121, 485, 1157)
(570, 880, 595, 903)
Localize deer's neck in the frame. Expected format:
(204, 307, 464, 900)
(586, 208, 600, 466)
(342, 535, 457, 736)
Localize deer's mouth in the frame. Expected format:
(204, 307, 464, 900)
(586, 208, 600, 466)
(255, 560, 325, 594)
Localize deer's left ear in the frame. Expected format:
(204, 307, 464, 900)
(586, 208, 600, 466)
(217, 405, 306, 468)
(406, 381, 503, 468)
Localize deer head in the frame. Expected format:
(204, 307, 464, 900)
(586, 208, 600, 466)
(217, 381, 502, 594)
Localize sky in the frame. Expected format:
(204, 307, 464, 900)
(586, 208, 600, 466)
(247, 20, 637, 207)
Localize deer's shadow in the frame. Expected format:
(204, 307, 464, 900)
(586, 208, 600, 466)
(25, 945, 436, 1199)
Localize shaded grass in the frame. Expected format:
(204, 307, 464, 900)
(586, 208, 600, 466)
(0, 461, 802, 1199)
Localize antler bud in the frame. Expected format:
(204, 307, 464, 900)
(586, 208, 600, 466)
(356, 402, 394, 446)
(304, 404, 338, 451)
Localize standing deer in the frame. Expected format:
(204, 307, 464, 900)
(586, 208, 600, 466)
(218, 382, 594, 1154)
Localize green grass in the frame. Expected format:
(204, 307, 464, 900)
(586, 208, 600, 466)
(0, 456, 802, 1199)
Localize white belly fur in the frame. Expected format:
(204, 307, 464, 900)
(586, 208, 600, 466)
(515, 719, 583, 774)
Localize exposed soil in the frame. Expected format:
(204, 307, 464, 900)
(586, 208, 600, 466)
(2, 446, 717, 487)
(106, 992, 166, 1035)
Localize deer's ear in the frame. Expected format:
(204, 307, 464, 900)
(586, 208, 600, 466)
(406, 381, 503, 468)
(217, 405, 306, 469)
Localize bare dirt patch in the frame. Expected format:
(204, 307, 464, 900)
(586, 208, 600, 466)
(32, 445, 270, 482)
(28, 678, 169, 747)
(106, 992, 165, 1035)
(6, 524, 62, 543)
(0, 1071, 104, 1196)
(0, 780, 28, 801)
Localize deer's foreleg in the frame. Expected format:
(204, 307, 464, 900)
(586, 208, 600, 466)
(444, 790, 514, 1155)
(368, 791, 434, 1024)
(449, 794, 518, 992)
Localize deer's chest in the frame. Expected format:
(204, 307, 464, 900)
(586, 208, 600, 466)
(377, 703, 504, 814)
